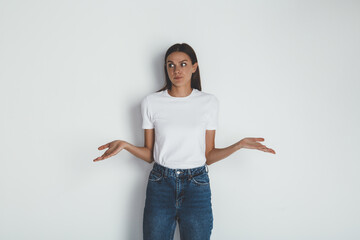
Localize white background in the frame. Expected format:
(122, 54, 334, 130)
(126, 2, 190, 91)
(1, 0, 359, 239)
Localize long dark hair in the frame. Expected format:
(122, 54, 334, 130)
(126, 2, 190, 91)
(157, 43, 202, 92)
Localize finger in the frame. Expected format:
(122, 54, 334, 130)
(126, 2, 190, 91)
(259, 146, 268, 151)
(98, 143, 110, 150)
(265, 148, 275, 154)
(249, 138, 264, 142)
(93, 157, 103, 162)
(256, 143, 266, 148)
(96, 155, 109, 161)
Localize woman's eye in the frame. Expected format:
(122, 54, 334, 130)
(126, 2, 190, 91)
(167, 63, 186, 68)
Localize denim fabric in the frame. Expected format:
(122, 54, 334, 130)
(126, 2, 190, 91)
(143, 162, 213, 240)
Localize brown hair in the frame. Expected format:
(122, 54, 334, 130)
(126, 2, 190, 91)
(157, 43, 202, 92)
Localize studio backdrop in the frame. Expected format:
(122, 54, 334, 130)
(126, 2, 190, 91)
(1, 0, 359, 239)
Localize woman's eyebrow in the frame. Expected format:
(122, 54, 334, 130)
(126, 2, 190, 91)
(167, 60, 188, 63)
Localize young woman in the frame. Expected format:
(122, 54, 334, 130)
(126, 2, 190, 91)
(93, 43, 276, 240)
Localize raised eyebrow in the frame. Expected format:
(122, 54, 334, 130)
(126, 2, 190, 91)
(166, 60, 188, 63)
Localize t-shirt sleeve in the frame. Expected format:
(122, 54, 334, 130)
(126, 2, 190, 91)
(140, 96, 154, 129)
(206, 96, 219, 130)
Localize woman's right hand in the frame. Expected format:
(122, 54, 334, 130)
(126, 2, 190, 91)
(93, 140, 128, 162)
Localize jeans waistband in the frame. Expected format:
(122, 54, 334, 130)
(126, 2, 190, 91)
(152, 162, 209, 178)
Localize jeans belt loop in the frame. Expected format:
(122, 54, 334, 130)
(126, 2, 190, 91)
(205, 164, 209, 173)
(188, 169, 192, 180)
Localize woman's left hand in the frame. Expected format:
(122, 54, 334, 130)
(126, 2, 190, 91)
(237, 137, 276, 154)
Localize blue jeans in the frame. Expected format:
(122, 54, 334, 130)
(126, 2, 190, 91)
(143, 162, 213, 240)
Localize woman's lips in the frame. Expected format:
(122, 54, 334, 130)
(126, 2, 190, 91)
(174, 76, 182, 79)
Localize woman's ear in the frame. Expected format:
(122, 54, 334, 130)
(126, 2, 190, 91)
(192, 62, 198, 73)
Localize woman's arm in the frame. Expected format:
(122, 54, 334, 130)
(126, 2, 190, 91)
(206, 142, 241, 165)
(125, 128, 154, 163)
(205, 130, 275, 165)
(124, 143, 154, 163)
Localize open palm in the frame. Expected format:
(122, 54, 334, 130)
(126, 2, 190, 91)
(239, 138, 276, 154)
(93, 140, 127, 162)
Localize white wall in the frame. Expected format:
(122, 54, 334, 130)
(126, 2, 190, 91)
(1, 0, 359, 239)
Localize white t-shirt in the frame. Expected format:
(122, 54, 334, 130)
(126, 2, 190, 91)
(140, 88, 219, 169)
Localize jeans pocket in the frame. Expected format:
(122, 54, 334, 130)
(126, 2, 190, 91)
(191, 172, 210, 186)
(148, 169, 163, 182)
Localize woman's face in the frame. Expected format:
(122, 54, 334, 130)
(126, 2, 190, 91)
(166, 51, 198, 87)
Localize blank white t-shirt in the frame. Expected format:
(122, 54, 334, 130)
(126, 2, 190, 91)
(140, 88, 219, 169)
